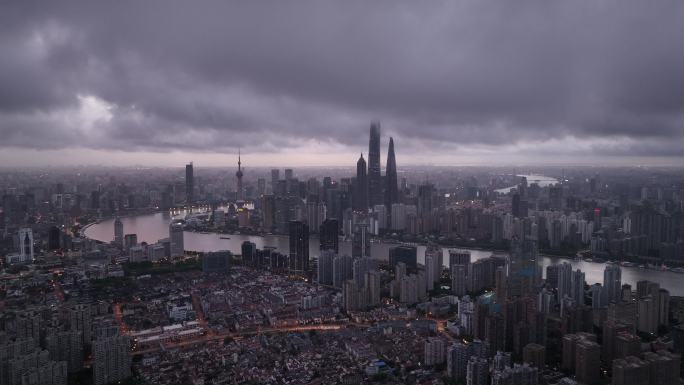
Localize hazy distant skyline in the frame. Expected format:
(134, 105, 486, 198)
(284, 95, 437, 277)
(1, 1, 683, 167)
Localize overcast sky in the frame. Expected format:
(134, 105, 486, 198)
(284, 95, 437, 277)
(1, 1, 683, 167)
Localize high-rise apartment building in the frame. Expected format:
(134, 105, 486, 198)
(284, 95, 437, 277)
(92, 335, 131, 385)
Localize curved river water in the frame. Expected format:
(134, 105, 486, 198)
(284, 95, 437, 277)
(83, 210, 684, 296)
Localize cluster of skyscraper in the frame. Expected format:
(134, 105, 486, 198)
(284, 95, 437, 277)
(354, 121, 399, 213)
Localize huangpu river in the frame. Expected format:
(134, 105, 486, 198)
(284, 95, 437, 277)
(84, 209, 684, 296)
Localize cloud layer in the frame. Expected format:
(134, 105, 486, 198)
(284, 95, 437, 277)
(1, 1, 683, 164)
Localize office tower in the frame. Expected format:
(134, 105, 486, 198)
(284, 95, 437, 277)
(113, 217, 123, 247)
(522, 343, 546, 368)
(575, 339, 601, 385)
(449, 250, 471, 267)
(354, 153, 368, 211)
(642, 350, 681, 385)
(319, 218, 339, 253)
(235, 151, 244, 201)
(365, 270, 381, 307)
(385, 137, 398, 209)
(467, 357, 490, 385)
(92, 335, 131, 385)
(512, 193, 521, 217)
(288, 220, 309, 273)
(417, 183, 434, 232)
(604, 263, 622, 304)
(612, 356, 650, 385)
(169, 222, 184, 257)
(202, 251, 231, 274)
(185, 162, 194, 203)
(389, 245, 417, 271)
(18, 227, 34, 262)
(48, 225, 61, 250)
(424, 337, 446, 366)
(317, 250, 335, 285)
(261, 195, 275, 231)
(284, 168, 293, 181)
(391, 203, 407, 230)
(333, 254, 353, 288)
(451, 264, 467, 296)
(368, 121, 383, 207)
(271, 169, 280, 193)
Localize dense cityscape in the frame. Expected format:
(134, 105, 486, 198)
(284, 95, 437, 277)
(2, 123, 684, 385)
(3, 1, 684, 385)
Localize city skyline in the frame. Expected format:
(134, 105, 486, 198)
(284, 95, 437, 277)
(3, 2, 684, 385)
(2, 1, 684, 167)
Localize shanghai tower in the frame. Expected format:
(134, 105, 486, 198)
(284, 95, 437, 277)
(385, 137, 398, 208)
(368, 121, 383, 206)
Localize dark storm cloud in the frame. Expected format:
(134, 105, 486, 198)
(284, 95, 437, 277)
(1, 0, 683, 158)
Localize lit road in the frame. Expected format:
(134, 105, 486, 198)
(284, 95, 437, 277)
(131, 323, 362, 356)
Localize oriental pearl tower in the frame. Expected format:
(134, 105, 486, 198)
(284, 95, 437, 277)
(236, 149, 244, 202)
